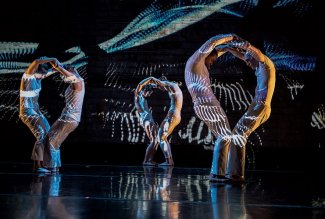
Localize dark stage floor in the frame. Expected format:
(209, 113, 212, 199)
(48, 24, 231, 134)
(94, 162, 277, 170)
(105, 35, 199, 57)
(0, 163, 324, 219)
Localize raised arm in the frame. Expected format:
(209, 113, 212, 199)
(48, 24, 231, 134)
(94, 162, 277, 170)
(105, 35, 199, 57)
(215, 44, 246, 60)
(51, 61, 83, 91)
(41, 69, 58, 79)
(135, 77, 168, 96)
(50, 61, 75, 79)
(25, 57, 59, 75)
(134, 77, 153, 98)
(228, 40, 266, 63)
(191, 34, 238, 62)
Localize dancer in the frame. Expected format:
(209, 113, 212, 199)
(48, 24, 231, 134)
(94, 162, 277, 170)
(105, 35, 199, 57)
(185, 34, 237, 181)
(19, 57, 58, 172)
(134, 83, 159, 166)
(185, 34, 275, 182)
(135, 76, 183, 166)
(221, 39, 276, 182)
(43, 61, 85, 172)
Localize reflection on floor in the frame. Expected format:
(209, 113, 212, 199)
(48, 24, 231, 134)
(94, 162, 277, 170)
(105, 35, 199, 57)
(0, 163, 324, 219)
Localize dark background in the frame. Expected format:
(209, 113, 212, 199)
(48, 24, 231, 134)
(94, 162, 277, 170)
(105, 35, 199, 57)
(0, 0, 323, 171)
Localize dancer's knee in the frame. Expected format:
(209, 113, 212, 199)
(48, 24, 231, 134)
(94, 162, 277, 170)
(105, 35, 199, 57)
(215, 137, 231, 149)
(159, 133, 167, 142)
(159, 140, 168, 154)
(70, 121, 79, 130)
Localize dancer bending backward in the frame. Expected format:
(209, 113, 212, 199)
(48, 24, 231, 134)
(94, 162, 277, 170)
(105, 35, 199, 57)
(219, 39, 276, 182)
(135, 76, 183, 166)
(43, 61, 85, 172)
(185, 34, 276, 182)
(134, 83, 159, 166)
(19, 57, 58, 173)
(185, 34, 239, 182)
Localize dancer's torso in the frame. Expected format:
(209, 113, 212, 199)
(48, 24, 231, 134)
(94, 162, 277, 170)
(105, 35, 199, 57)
(165, 82, 183, 115)
(61, 79, 85, 122)
(185, 56, 219, 106)
(254, 56, 276, 105)
(19, 73, 42, 115)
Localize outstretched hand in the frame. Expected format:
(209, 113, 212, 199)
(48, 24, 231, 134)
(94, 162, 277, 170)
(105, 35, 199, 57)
(52, 58, 61, 68)
(212, 34, 248, 53)
(228, 40, 251, 50)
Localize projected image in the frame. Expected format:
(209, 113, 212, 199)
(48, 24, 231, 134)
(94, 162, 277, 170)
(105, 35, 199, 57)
(311, 104, 325, 130)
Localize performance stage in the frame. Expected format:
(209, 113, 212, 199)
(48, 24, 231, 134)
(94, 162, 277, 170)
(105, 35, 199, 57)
(0, 163, 324, 218)
(0, 0, 323, 218)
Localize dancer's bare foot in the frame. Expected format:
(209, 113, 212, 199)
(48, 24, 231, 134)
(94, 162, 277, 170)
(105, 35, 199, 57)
(159, 161, 174, 166)
(143, 161, 158, 166)
(228, 175, 245, 183)
(33, 161, 51, 173)
(34, 167, 51, 173)
(209, 173, 231, 183)
(33, 160, 42, 169)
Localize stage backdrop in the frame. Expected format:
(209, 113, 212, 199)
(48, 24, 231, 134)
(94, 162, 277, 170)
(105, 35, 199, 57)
(0, 0, 322, 170)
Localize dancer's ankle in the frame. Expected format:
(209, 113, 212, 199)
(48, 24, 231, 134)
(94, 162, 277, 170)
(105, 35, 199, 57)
(34, 160, 42, 169)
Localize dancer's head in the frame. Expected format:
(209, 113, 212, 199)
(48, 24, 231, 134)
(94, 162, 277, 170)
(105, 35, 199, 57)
(63, 64, 77, 73)
(37, 63, 50, 74)
(205, 50, 219, 69)
(156, 75, 171, 91)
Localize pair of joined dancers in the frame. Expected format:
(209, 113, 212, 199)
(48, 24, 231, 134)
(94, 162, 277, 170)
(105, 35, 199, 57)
(134, 76, 183, 166)
(185, 33, 276, 183)
(19, 57, 85, 173)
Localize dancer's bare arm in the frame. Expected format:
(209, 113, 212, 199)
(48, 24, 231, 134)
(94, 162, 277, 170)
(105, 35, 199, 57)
(51, 61, 75, 78)
(25, 57, 58, 75)
(190, 34, 238, 63)
(51, 61, 83, 91)
(41, 70, 58, 79)
(215, 44, 245, 60)
(227, 40, 266, 63)
(135, 77, 168, 94)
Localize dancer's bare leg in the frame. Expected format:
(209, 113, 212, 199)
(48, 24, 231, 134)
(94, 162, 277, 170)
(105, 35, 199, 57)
(158, 114, 181, 166)
(143, 121, 159, 165)
(227, 101, 271, 180)
(20, 112, 50, 170)
(43, 119, 78, 172)
(193, 103, 232, 181)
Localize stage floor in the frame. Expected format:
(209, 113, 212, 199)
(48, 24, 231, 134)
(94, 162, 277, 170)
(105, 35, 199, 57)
(0, 163, 324, 219)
